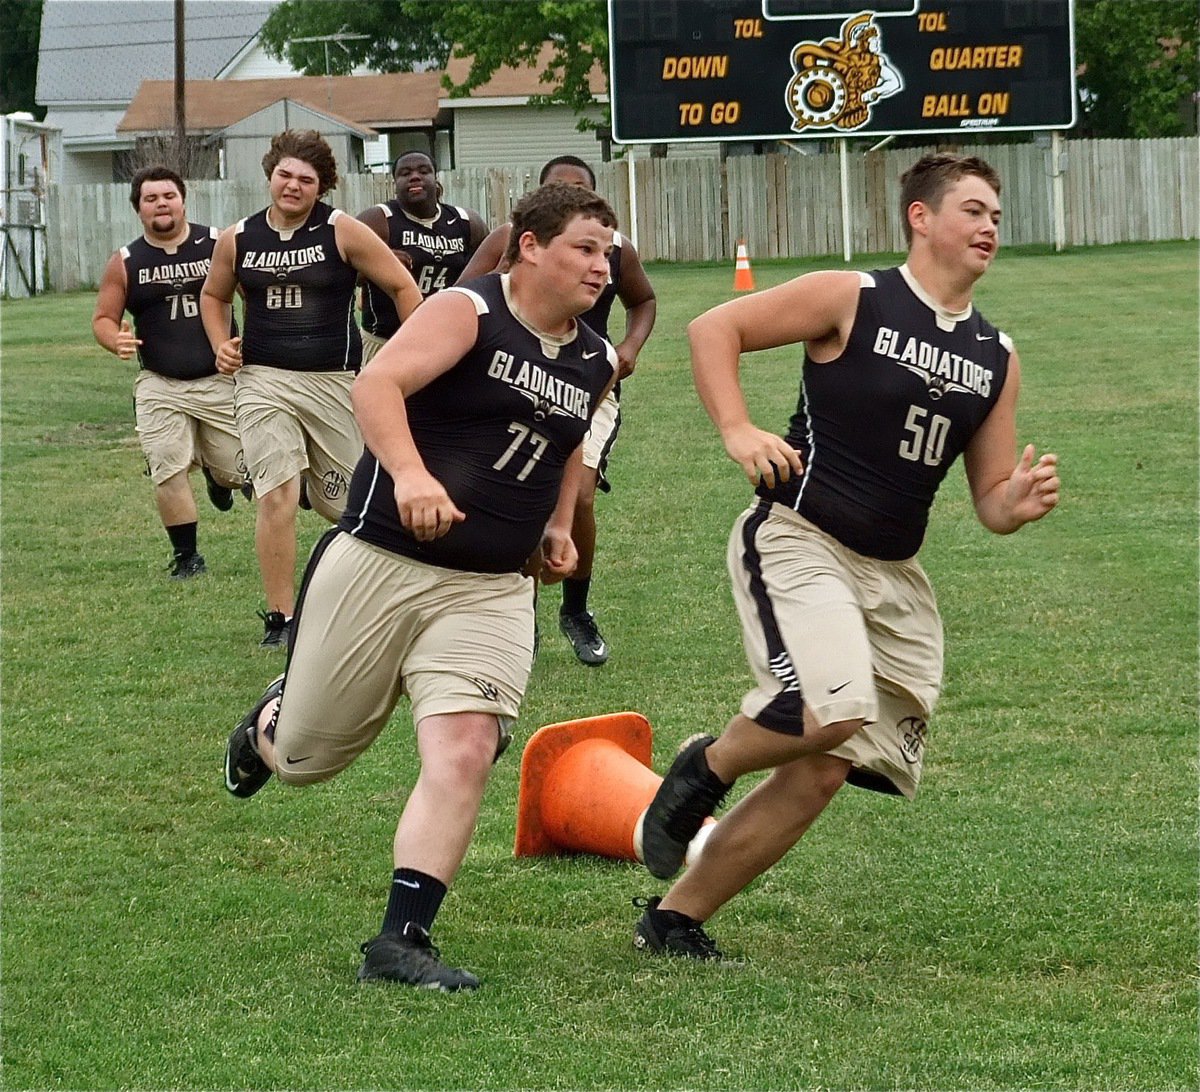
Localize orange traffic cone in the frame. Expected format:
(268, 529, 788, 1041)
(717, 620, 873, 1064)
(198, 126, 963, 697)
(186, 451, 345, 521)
(514, 712, 715, 865)
(733, 240, 756, 291)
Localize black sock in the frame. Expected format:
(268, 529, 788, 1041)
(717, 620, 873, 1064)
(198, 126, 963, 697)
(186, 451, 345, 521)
(166, 521, 198, 558)
(382, 868, 447, 936)
(561, 576, 591, 616)
(692, 741, 734, 791)
(655, 903, 702, 928)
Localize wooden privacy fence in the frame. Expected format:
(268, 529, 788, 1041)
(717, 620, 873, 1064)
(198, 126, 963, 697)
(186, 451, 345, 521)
(44, 137, 1197, 291)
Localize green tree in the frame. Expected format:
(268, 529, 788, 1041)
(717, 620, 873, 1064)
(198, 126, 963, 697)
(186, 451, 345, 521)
(1076, 0, 1198, 137)
(258, 0, 607, 122)
(0, 0, 46, 119)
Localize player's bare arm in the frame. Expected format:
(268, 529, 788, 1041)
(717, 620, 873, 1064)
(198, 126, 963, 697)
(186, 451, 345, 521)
(351, 289, 480, 540)
(963, 350, 1061, 533)
(613, 241, 657, 379)
(458, 224, 510, 281)
(336, 214, 422, 321)
(92, 252, 141, 358)
(688, 270, 859, 487)
(354, 204, 411, 273)
(540, 444, 585, 585)
(466, 209, 490, 255)
(199, 226, 241, 373)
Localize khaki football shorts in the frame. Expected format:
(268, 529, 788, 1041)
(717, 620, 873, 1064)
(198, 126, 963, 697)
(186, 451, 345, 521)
(271, 531, 535, 786)
(727, 502, 943, 798)
(233, 364, 362, 520)
(359, 329, 390, 366)
(133, 370, 244, 486)
(581, 388, 620, 480)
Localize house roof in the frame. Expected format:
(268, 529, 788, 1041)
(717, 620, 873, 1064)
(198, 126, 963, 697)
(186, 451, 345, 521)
(36, 0, 278, 106)
(221, 100, 378, 139)
(118, 73, 445, 134)
(443, 44, 608, 101)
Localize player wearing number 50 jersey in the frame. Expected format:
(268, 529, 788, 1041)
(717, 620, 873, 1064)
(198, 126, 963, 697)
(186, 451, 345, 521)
(200, 129, 422, 648)
(92, 165, 247, 581)
(357, 150, 488, 364)
(222, 182, 619, 990)
(633, 154, 1061, 962)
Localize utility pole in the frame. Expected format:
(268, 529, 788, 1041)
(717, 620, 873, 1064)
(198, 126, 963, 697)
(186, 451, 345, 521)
(174, 0, 186, 169)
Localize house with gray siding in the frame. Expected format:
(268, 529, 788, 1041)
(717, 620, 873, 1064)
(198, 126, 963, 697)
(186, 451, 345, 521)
(35, 0, 284, 183)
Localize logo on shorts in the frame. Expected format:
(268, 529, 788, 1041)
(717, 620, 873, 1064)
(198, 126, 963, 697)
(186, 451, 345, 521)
(898, 716, 927, 765)
(320, 470, 347, 500)
(471, 678, 500, 701)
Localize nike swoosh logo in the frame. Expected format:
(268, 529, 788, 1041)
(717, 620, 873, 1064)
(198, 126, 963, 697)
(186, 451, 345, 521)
(394, 878, 420, 889)
(286, 754, 313, 764)
(308, 223, 322, 231)
(443, 217, 458, 226)
(828, 680, 852, 694)
(582, 350, 600, 359)
(975, 333, 993, 341)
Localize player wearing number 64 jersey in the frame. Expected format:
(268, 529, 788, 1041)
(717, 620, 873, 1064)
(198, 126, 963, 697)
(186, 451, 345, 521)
(92, 165, 247, 581)
(357, 150, 488, 365)
(221, 182, 618, 990)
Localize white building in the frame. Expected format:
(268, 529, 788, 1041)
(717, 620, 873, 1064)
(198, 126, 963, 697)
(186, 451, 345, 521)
(35, 0, 287, 184)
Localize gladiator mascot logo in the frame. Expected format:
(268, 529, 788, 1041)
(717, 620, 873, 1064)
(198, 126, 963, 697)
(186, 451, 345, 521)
(785, 12, 904, 133)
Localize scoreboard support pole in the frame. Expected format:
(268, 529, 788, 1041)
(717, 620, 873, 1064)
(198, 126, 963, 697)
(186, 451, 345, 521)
(839, 138, 852, 263)
(626, 155, 640, 251)
(1051, 130, 1067, 252)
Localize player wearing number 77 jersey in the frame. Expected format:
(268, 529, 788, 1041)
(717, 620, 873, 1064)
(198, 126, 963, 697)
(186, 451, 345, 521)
(92, 165, 248, 581)
(221, 182, 619, 990)
(200, 129, 421, 648)
(632, 153, 1061, 961)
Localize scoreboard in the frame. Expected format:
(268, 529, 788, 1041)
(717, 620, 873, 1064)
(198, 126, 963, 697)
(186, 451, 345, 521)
(608, 0, 1076, 143)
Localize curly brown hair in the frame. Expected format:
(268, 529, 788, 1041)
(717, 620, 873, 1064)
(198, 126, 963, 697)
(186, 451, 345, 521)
(261, 130, 339, 196)
(899, 153, 1001, 245)
(503, 182, 617, 267)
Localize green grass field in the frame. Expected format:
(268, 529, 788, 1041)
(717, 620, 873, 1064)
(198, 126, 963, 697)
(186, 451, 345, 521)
(2, 242, 1196, 1090)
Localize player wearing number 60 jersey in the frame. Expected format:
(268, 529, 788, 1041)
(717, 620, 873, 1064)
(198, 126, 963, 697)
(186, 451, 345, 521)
(222, 183, 619, 991)
(92, 165, 247, 581)
(201, 129, 422, 648)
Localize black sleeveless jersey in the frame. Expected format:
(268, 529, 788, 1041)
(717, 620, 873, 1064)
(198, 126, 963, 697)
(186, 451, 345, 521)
(235, 203, 361, 371)
(759, 265, 1011, 561)
(341, 273, 618, 573)
(578, 232, 624, 342)
(360, 200, 476, 339)
(121, 225, 229, 379)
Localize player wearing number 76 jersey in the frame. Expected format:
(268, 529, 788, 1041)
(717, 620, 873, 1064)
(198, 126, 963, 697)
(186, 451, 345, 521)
(221, 182, 619, 990)
(92, 165, 248, 581)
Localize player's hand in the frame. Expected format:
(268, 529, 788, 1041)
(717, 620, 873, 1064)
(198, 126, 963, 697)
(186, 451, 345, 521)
(394, 470, 465, 541)
(615, 343, 638, 380)
(722, 422, 804, 488)
(115, 319, 142, 360)
(1005, 444, 1060, 525)
(391, 248, 413, 270)
(215, 336, 243, 375)
(538, 526, 577, 584)
(521, 543, 545, 581)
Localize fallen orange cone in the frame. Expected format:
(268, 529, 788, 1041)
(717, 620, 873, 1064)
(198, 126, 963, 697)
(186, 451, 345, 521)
(514, 712, 715, 865)
(733, 240, 755, 291)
